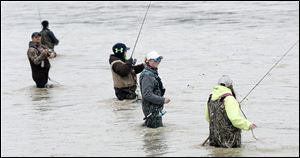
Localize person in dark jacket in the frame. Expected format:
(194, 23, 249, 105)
(27, 32, 56, 88)
(40, 20, 59, 56)
(140, 51, 171, 128)
(109, 43, 144, 100)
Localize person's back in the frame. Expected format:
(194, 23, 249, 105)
(205, 75, 256, 148)
(40, 20, 59, 51)
(206, 85, 241, 147)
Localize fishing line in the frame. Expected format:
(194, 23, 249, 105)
(202, 40, 299, 146)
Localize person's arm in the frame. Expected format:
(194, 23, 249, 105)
(133, 63, 145, 74)
(48, 31, 59, 45)
(224, 96, 252, 131)
(27, 48, 47, 65)
(112, 62, 132, 77)
(141, 75, 165, 105)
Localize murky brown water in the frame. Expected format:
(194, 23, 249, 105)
(1, 1, 299, 156)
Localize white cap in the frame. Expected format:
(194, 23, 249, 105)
(146, 51, 163, 60)
(218, 75, 233, 87)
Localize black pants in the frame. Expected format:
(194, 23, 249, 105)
(114, 87, 137, 100)
(33, 70, 49, 88)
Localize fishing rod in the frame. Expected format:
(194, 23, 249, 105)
(238, 40, 299, 140)
(38, 7, 42, 22)
(130, 1, 152, 59)
(239, 40, 299, 104)
(202, 40, 299, 146)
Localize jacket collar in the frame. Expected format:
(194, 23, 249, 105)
(144, 64, 158, 75)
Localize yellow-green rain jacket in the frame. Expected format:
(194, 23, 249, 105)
(205, 85, 252, 131)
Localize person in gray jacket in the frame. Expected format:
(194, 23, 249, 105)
(139, 51, 171, 128)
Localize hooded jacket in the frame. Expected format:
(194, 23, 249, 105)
(205, 85, 252, 130)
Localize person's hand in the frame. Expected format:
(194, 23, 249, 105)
(164, 98, 171, 104)
(40, 49, 49, 57)
(127, 58, 137, 66)
(49, 52, 57, 58)
(132, 58, 137, 65)
(250, 123, 257, 129)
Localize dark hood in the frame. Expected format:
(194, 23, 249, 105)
(29, 41, 39, 48)
(109, 54, 125, 64)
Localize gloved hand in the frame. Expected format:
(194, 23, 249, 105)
(127, 58, 137, 66)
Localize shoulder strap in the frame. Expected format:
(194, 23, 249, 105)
(220, 93, 232, 102)
(29, 45, 41, 54)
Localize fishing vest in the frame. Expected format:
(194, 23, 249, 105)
(110, 60, 137, 89)
(140, 68, 165, 128)
(207, 93, 241, 148)
(40, 29, 54, 49)
(140, 68, 165, 97)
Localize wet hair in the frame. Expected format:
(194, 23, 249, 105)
(41, 20, 49, 28)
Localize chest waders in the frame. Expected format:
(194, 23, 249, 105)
(207, 93, 241, 148)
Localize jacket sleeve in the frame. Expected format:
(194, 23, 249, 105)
(112, 62, 132, 77)
(133, 63, 144, 74)
(141, 75, 165, 105)
(27, 48, 46, 65)
(48, 31, 59, 45)
(224, 96, 252, 131)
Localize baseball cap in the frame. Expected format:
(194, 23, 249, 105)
(146, 51, 163, 61)
(218, 75, 233, 87)
(31, 32, 41, 38)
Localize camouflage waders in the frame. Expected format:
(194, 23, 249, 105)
(207, 93, 241, 148)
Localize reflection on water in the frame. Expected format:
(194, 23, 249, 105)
(142, 127, 169, 157)
(207, 147, 243, 157)
(30, 87, 52, 102)
(28, 86, 56, 113)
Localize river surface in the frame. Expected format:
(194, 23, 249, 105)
(1, 1, 299, 156)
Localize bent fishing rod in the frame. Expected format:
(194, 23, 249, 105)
(202, 40, 299, 146)
(130, 1, 152, 59)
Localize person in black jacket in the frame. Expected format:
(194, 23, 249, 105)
(40, 20, 59, 56)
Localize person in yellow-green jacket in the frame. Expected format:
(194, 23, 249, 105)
(205, 75, 256, 148)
